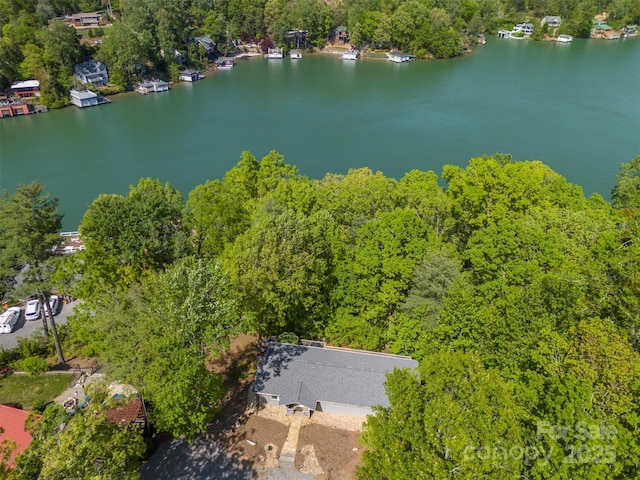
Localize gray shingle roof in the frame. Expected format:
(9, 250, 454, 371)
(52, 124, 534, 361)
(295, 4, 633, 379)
(253, 343, 418, 409)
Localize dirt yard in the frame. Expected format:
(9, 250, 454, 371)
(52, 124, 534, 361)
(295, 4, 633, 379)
(207, 334, 365, 479)
(295, 424, 362, 479)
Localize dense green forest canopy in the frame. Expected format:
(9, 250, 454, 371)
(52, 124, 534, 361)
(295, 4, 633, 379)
(2, 152, 640, 478)
(2, 0, 639, 103)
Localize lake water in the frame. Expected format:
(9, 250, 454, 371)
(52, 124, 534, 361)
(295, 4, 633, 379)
(1, 37, 639, 229)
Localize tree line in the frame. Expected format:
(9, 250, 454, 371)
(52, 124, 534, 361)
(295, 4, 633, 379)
(1, 153, 639, 478)
(2, 0, 639, 106)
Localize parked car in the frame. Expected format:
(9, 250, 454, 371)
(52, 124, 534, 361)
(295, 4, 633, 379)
(48, 295, 60, 316)
(24, 299, 41, 321)
(0, 307, 21, 333)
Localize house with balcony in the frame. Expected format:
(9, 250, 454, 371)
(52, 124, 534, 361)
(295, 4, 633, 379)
(11, 80, 40, 98)
(74, 60, 109, 87)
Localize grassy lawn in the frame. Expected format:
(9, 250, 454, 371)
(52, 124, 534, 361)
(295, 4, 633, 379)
(364, 51, 388, 59)
(0, 373, 74, 409)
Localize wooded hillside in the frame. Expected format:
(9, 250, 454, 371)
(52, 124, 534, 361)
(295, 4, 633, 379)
(2, 0, 639, 103)
(3, 153, 640, 478)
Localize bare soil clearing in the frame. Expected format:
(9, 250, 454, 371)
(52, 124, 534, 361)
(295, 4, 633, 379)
(210, 335, 364, 478)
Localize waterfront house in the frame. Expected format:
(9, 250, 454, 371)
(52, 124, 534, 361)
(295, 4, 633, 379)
(591, 21, 622, 39)
(388, 52, 415, 63)
(513, 22, 534, 35)
(69, 89, 110, 108)
(74, 60, 109, 87)
(287, 29, 308, 48)
(178, 69, 204, 82)
(333, 25, 349, 45)
(11, 80, 40, 98)
(193, 35, 216, 54)
(541, 16, 561, 27)
(253, 342, 418, 417)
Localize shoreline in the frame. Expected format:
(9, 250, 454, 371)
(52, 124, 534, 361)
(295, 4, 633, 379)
(7, 34, 638, 117)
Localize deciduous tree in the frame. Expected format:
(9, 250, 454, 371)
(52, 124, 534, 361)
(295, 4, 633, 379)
(72, 257, 239, 437)
(358, 351, 523, 479)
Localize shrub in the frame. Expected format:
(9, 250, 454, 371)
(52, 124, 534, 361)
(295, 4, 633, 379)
(17, 334, 49, 359)
(0, 346, 17, 367)
(278, 332, 299, 344)
(14, 356, 50, 375)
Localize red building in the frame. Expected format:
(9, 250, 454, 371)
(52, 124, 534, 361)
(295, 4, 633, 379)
(0, 103, 34, 117)
(10, 80, 40, 98)
(0, 405, 34, 468)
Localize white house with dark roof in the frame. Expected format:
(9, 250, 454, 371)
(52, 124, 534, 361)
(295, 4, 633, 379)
(253, 342, 418, 417)
(74, 60, 109, 87)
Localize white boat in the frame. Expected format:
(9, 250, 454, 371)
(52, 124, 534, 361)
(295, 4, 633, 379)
(290, 49, 302, 59)
(341, 48, 360, 60)
(557, 34, 573, 43)
(265, 47, 284, 59)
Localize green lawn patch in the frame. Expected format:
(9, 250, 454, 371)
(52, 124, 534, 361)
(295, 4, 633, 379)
(0, 373, 74, 409)
(364, 51, 388, 58)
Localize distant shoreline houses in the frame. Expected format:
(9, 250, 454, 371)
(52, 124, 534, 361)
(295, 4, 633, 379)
(2, 15, 638, 119)
(496, 14, 637, 42)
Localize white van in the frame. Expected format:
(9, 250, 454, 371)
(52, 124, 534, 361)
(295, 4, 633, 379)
(0, 307, 21, 333)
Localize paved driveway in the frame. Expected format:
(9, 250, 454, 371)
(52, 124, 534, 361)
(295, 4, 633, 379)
(139, 435, 314, 480)
(0, 300, 79, 351)
(140, 434, 257, 480)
